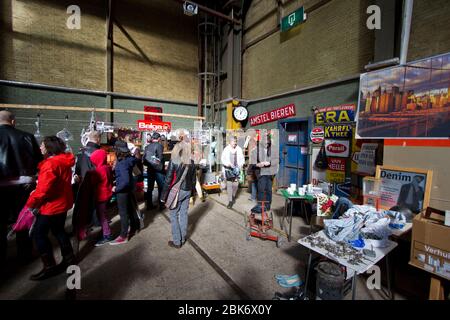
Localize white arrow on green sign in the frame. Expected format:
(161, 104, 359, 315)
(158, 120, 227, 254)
(281, 7, 306, 32)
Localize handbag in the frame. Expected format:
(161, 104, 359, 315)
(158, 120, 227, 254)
(225, 167, 240, 181)
(165, 166, 189, 209)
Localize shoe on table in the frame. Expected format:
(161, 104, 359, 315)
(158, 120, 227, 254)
(95, 235, 114, 247)
(109, 236, 128, 246)
(168, 241, 181, 249)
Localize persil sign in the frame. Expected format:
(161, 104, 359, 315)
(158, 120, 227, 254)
(137, 120, 171, 132)
(325, 139, 349, 157)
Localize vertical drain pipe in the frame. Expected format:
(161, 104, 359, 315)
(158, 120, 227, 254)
(399, 0, 414, 65)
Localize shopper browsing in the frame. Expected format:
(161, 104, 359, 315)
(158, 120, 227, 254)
(221, 137, 245, 209)
(161, 138, 196, 249)
(144, 132, 165, 210)
(0, 110, 42, 265)
(110, 141, 140, 245)
(26, 136, 76, 281)
(90, 149, 114, 246)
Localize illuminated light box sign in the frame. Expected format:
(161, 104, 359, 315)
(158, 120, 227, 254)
(250, 104, 296, 126)
(137, 120, 171, 132)
(314, 104, 356, 124)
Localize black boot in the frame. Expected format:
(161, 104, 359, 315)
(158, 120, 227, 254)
(227, 202, 233, 209)
(30, 254, 57, 281)
(57, 244, 77, 272)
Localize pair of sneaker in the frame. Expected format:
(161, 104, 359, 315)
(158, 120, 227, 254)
(95, 235, 127, 247)
(275, 274, 303, 288)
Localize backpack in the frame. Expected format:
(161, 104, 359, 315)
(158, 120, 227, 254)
(144, 143, 163, 172)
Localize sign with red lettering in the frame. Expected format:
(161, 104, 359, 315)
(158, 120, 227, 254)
(327, 158, 346, 172)
(250, 104, 296, 126)
(137, 120, 171, 132)
(325, 139, 350, 157)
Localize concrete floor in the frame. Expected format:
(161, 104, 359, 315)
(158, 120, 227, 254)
(0, 188, 398, 300)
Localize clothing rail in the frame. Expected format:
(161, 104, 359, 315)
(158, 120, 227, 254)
(0, 104, 205, 120)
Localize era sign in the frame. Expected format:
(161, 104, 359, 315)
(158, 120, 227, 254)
(314, 104, 356, 124)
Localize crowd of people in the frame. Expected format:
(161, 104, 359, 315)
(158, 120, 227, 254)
(0, 109, 278, 281)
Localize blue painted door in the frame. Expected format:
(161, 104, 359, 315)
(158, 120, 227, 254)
(278, 120, 308, 188)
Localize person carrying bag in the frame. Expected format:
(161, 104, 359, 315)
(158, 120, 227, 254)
(161, 138, 196, 249)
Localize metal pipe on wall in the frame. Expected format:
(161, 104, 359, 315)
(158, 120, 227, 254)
(400, 0, 414, 65)
(0, 79, 197, 106)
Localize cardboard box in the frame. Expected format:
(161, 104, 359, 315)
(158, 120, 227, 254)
(410, 208, 450, 280)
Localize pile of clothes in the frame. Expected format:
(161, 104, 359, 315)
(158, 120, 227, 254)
(323, 204, 407, 247)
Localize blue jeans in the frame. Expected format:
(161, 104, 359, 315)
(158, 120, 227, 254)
(169, 189, 191, 246)
(146, 169, 165, 206)
(257, 175, 273, 207)
(332, 197, 354, 219)
(250, 181, 257, 201)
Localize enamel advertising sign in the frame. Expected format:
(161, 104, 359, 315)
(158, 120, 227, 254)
(250, 104, 296, 126)
(325, 140, 350, 157)
(314, 104, 356, 124)
(310, 127, 325, 144)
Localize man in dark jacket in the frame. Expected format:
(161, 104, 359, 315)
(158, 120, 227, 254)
(72, 131, 101, 233)
(143, 132, 165, 210)
(74, 131, 101, 183)
(0, 110, 43, 264)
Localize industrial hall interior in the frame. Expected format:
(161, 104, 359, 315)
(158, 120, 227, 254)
(1, 0, 450, 301)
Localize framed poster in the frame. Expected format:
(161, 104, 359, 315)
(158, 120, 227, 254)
(375, 165, 433, 213)
(357, 52, 450, 138)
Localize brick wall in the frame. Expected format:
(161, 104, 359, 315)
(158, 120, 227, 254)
(0, 0, 107, 90)
(0, 0, 199, 103)
(113, 0, 198, 103)
(408, 0, 450, 62)
(242, 0, 374, 99)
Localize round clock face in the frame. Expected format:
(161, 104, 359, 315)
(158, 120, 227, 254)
(233, 106, 248, 122)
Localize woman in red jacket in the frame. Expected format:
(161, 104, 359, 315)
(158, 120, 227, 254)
(26, 136, 75, 281)
(90, 149, 113, 246)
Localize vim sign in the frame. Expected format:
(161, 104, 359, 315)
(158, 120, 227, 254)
(281, 7, 306, 32)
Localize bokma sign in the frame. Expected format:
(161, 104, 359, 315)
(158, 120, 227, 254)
(137, 120, 171, 132)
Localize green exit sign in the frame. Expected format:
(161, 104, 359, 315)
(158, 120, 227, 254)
(281, 7, 306, 32)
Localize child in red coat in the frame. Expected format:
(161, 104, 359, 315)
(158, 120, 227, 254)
(90, 149, 113, 246)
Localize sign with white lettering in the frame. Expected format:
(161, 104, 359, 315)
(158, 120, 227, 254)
(250, 104, 296, 126)
(310, 127, 325, 144)
(137, 120, 171, 132)
(314, 104, 356, 124)
(376, 166, 432, 212)
(325, 140, 350, 157)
